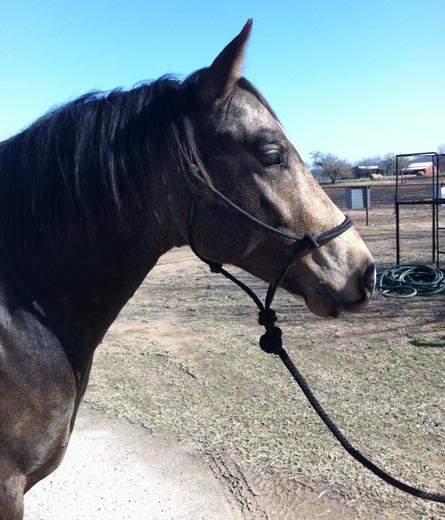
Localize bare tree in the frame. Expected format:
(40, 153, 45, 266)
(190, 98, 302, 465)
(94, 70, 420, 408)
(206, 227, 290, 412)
(379, 153, 397, 176)
(310, 151, 352, 184)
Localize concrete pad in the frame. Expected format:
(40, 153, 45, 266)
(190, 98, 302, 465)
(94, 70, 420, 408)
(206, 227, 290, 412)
(25, 409, 242, 520)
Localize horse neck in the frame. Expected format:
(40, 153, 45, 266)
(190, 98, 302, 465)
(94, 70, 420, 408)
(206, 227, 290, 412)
(10, 172, 189, 359)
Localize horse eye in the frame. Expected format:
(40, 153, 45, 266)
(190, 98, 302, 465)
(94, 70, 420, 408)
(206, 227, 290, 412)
(261, 150, 282, 166)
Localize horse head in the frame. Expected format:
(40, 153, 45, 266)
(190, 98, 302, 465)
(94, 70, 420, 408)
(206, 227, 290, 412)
(183, 20, 375, 317)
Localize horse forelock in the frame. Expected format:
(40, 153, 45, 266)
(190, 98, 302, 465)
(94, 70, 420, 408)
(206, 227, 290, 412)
(178, 72, 280, 191)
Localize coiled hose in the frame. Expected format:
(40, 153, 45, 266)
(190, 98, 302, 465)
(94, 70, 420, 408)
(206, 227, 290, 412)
(375, 264, 445, 297)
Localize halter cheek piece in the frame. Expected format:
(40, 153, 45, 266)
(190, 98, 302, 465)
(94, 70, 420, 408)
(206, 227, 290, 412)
(187, 172, 352, 354)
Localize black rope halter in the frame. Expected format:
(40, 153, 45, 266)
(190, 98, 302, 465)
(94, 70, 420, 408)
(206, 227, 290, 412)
(188, 172, 352, 354)
(187, 170, 445, 504)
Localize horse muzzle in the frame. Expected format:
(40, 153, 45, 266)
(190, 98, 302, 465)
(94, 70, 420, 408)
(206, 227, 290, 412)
(289, 259, 376, 318)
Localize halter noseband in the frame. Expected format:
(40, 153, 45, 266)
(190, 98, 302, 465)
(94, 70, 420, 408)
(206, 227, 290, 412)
(187, 172, 352, 353)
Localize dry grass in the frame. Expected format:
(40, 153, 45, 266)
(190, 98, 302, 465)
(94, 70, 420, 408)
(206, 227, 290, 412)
(85, 207, 445, 519)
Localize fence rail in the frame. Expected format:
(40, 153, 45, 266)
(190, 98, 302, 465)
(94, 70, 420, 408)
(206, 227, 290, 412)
(322, 180, 440, 211)
(321, 180, 445, 267)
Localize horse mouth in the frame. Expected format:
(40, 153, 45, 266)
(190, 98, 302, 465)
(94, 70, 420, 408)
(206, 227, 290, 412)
(303, 292, 341, 318)
(303, 286, 372, 318)
(303, 295, 353, 318)
(293, 261, 376, 318)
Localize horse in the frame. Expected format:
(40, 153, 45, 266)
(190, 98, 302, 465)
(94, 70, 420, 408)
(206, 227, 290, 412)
(0, 20, 375, 518)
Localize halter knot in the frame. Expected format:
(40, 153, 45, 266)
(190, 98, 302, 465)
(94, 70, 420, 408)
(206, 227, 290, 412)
(209, 262, 223, 274)
(259, 326, 283, 355)
(258, 308, 277, 327)
(304, 233, 320, 249)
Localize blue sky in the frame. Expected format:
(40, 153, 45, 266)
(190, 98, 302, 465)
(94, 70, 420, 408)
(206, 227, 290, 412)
(1, 0, 443, 164)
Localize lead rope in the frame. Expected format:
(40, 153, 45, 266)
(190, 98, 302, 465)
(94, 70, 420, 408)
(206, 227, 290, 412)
(188, 197, 445, 504)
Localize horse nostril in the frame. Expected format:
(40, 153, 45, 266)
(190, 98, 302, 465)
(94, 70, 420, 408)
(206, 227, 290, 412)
(362, 262, 376, 296)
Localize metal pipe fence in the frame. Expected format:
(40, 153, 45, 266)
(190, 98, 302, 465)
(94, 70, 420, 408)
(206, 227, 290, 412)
(321, 180, 443, 267)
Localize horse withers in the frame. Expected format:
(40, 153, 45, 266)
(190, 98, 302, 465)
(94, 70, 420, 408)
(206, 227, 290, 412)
(0, 20, 374, 518)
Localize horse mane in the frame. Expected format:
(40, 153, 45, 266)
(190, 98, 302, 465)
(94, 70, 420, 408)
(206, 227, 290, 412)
(0, 73, 273, 253)
(0, 76, 202, 251)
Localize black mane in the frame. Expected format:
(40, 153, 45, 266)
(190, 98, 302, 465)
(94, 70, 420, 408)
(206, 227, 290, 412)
(0, 73, 272, 253)
(0, 76, 200, 251)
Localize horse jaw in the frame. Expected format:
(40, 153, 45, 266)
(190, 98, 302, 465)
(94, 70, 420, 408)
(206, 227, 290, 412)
(282, 230, 376, 318)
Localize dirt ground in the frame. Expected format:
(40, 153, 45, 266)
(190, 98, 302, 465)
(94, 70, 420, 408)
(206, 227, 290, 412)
(26, 206, 445, 519)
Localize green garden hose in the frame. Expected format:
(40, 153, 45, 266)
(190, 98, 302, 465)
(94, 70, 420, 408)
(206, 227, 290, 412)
(375, 264, 445, 298)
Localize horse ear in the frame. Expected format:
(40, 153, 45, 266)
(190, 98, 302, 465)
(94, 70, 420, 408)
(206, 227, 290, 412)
(200, 19, 253, 104)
